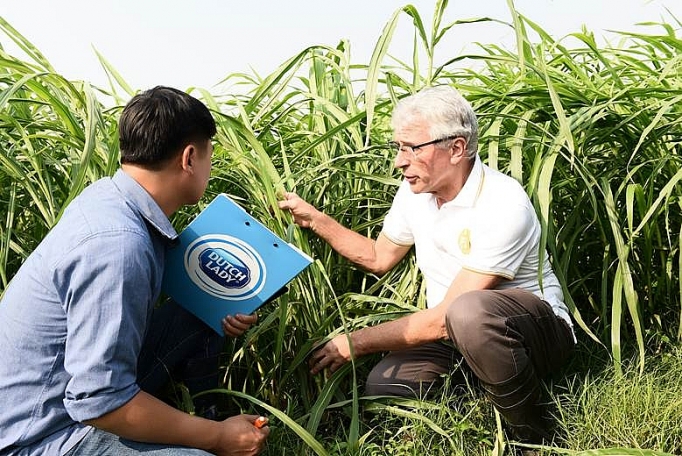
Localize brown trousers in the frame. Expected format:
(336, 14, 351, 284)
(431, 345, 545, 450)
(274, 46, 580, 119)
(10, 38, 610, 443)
(364, 288, 575, 442)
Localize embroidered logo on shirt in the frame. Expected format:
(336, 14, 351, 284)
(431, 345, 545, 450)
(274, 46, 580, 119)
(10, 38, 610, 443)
(458, 229, 471, 255)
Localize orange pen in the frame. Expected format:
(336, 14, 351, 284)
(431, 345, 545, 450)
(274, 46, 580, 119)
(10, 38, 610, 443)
(254, 416, 268, 429)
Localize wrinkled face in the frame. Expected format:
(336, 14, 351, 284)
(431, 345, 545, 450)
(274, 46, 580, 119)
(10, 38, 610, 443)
(392, 117, 454, 197)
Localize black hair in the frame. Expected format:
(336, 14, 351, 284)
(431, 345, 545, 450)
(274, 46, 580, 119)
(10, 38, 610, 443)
(119, 86, 217, 168)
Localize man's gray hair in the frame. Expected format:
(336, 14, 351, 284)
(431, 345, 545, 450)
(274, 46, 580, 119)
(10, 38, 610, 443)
(391, 85, 479, 158)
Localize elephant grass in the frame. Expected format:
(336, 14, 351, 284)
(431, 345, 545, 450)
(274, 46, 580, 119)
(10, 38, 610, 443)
(1, 0, 681, 454)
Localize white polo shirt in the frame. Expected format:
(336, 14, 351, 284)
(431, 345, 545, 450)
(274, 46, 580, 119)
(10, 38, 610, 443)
(381, 155, 572, 326)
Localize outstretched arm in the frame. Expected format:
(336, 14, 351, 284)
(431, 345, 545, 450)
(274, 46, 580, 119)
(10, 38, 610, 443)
(278, 191, 410, 275)
(309, 269, 502, 374)
(85, 391, 269, 455)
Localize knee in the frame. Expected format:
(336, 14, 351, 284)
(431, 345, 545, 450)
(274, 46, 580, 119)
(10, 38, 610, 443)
(444, 290, 497, 353)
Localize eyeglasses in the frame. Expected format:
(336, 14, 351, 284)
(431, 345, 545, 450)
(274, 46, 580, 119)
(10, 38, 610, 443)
(388, 135, 460, 158)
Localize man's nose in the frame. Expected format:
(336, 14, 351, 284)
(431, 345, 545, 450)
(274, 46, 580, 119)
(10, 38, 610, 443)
(394, 151, 409, 169)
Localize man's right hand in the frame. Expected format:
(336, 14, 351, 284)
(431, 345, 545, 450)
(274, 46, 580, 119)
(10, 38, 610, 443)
(211, 414, 269, 455)
(309, 334, 353, 375)
(277, 192, 318, 229)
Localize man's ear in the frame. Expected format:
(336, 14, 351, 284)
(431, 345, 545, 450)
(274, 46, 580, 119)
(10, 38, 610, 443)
(180, 144, 195, 173)
(450, 137, 468, 161)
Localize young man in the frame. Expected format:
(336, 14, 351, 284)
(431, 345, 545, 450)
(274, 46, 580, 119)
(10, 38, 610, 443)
(278, 85, 575, 444)
(0, 86, 269, 455)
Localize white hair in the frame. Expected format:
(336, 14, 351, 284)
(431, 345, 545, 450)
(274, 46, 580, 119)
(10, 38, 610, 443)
(391, 85, 479, 158)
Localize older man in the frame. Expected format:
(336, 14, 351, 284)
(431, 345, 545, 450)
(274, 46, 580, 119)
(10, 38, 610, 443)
(278, 85, 575, 444)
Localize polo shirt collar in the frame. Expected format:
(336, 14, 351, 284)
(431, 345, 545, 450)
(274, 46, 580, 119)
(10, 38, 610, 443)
(112, 169, 178, 241)
(440, 154, 484, 209)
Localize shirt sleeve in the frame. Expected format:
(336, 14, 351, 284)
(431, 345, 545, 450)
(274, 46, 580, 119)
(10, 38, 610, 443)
(56, 231, 155, 422)
(381, 181, 415, 246)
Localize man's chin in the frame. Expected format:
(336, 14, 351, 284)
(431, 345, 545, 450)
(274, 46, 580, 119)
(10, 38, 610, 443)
(407, 181, 424, 194)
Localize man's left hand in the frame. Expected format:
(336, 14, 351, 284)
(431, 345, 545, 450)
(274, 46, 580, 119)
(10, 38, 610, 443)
(222, 313, 258, 338)
(309, 334, 353, 375)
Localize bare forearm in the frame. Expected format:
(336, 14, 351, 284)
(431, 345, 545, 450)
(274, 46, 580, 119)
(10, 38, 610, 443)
(311, 270, 505, 375)
(310, 305, 450, 374)
(351, 306, 448, 357)
(279, 192, 408, 274)
(309, 211, 384, 273)
(85, 391, 219, 451)
(351, 272, 503, 357)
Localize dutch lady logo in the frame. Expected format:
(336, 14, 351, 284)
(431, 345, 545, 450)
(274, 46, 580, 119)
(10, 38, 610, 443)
(184, 234, 266, 300)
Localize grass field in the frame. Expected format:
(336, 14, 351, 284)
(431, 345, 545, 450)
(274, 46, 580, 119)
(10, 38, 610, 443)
(1, 1, 681, 454)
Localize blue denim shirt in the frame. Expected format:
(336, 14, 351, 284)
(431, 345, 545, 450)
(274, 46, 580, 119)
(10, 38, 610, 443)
(0, 170, 177, 455)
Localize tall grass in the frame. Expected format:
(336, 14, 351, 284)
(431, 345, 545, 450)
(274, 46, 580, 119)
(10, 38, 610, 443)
(1, 0, 681, 454)
(0, 17, 117, 289)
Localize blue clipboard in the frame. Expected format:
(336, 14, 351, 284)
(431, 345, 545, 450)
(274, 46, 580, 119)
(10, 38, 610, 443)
(162, 194, 313, 334)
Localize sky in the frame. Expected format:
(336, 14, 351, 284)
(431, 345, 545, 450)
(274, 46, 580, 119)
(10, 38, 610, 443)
(1, 0, 681, 92)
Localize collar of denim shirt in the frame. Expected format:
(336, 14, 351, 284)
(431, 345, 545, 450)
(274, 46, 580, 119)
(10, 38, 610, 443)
(111, 169, 178, 242)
